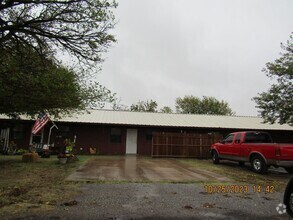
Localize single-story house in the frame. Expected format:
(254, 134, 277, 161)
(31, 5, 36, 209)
(0, 110, 293, 157)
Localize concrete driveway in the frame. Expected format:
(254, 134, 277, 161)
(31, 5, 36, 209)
(67, 156, 230, 182)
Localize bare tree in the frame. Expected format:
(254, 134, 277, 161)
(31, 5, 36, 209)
(0, 0, 117, 67)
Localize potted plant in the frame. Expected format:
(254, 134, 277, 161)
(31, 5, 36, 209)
(65, 138, 78, 162)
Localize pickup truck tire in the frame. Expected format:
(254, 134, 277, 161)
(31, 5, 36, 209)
(285, 167, 293, 174)
(212, 151, 220, 164)
(251, 155, 268, 174)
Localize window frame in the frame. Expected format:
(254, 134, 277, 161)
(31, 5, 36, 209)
(12, 124, 25, 140)
(56, 126, 70, 139)
(110, 128, 122, 143)
(244, 132, 273, 143)
(224, 134, 234, 144)
(146, 129, 152, 141)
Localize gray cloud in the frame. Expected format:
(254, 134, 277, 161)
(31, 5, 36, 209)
(98, 0, 293, 115)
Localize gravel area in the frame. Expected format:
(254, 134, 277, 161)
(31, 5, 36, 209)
(27, 183, 291, 220)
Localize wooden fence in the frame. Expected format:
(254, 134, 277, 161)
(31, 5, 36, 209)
(152, 132, 222, 158)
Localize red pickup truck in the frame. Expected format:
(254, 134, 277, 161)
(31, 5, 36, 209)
(210, 131, 293, 174)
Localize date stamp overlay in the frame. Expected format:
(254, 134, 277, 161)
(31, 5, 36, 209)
(203, 184, 287, 215)
(203, 184, 275, 194)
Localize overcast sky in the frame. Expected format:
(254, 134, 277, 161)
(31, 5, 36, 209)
(97, 0, 293, 116)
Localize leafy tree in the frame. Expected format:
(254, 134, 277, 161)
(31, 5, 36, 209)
(175, 96, 201, 114)
(253, 35, 293, 125)
(0, 0, 117, 117)
(0, 43, 114, 118)
(130, 100, 158, 112)
(160, 106, 173, 113)
(0, 0, 117, 67)
(200, 96, 234, 115)
(176, 95, 234, 115)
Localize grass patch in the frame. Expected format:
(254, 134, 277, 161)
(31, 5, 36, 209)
(0, 155, 89, 218)
(179, 159, 292, 191)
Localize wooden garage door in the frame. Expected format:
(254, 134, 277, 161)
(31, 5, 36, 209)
(152, 132, 222, 158)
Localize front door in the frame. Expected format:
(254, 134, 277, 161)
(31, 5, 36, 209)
(126, 129, 137, 154)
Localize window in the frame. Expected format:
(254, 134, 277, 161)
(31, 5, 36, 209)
(224, 134, 234, 143)
(13, 124, 24, 140)
(110, 128, 121, 143)
(235, 133, 242, 144)
(57, 126, 70, 138)
(244, 132, 272, 143)
(146, 129, 152, 141)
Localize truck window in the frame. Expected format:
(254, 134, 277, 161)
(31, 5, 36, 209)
(244, 132, 273, 143)
(235, 133, 242, 144)
(224, 134, 234, 143)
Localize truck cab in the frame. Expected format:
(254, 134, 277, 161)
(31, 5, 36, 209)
(210, 131, 293, 174)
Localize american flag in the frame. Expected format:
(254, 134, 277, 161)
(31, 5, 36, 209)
(32, 112, 50, 134)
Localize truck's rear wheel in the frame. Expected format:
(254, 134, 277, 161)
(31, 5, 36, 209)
(285, 167, 293, 174)
(212, 151, 220, 164)
(251, 155, 267, 174)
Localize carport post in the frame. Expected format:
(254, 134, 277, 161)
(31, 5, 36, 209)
(47, 122, 58, 146)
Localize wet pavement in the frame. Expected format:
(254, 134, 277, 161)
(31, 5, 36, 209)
(67, 156, 230, 182)
(32, 183, 289, 220)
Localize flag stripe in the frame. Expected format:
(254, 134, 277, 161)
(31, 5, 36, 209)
(32, 113, 50, 134)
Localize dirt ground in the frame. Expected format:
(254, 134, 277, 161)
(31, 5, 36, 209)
(67, 156, 231, 182)
(2, 156, 292, 219)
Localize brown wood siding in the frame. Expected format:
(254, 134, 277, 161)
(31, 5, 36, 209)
(49, 124, 127, 155)
(137, 128, 152, 155)
(152, 132, 223, 158)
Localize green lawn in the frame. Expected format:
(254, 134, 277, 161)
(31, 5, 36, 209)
(0, 155, 89, 218)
